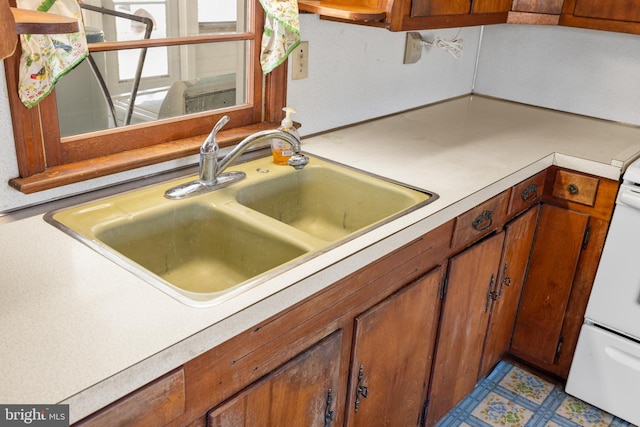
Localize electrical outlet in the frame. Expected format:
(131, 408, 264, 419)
(403, 32, 423, 64)
(292, 41, 309, 80)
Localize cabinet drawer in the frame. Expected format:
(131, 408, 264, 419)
(75, 369, 185, 427)
(508, 170, 546, 216)
(551, 169, 599, 206)
(451, 190, 510, 248)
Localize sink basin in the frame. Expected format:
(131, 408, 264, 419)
(46, 155, 437, 307)
(94, 203, 310, 295)
(236, 165, 428, 241)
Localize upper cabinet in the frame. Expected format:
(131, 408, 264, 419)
(560, 0, 640, 35)
(298, 0, 511, 31)
(300, 0, 640, 35)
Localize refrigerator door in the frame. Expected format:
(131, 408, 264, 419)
(566, 323, 640, 426)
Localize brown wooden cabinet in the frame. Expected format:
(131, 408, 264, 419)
(560, 0, 640, 35)
(426, 232, 506, 426)
(299, 0, 640, 34)
(298, 0, 510, 31)
(511, 204, 588, 365)
(208, 266, 444, 427)
(510, 167, 618, 378)
(427, 177, 542, 425)
(387, 0, 511, 30)
(208, 331, 342, 427)
(346, 267, 443, 427)
(479, 204, 540, 377)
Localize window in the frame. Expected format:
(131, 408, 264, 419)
(5, 0, 287, 193)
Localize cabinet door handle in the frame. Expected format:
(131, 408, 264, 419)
(354, 364, 369, 413)
(521, 183, 538, 203)
(472, 210, 493, 231)
(485, 273, 497, 312)
(324, 388, 335, 427)
(567, 183, 579, 195)
(496, 262, 511, 299)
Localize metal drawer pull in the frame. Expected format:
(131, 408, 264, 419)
(568, 183, 579, 195)
(472, 210, 493, 231)
(521, 184, 538, 203)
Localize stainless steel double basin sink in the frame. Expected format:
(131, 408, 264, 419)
(46, 155, 437, 307)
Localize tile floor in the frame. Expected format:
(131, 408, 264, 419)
(436, 360, 636, 427)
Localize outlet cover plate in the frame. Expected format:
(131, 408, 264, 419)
(292, 41, 309, 80)
(404, 32, 422, 64)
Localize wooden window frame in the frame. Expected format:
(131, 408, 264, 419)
(5, 0, 287, 194)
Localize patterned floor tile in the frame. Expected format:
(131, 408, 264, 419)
(498, 366, 555, 405)
(435, 360, 636, 427)
(555, 396, 614, 426)
(471, 391, 534, 426)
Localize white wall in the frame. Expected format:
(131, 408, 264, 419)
(287, 15, 480, 136)
(474, 24, 640, 126)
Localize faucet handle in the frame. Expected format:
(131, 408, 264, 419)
(201, 115, 230, 154)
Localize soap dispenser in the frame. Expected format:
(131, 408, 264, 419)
(272, 107, 299, 165)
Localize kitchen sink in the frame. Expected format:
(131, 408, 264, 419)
(46, 155, 437, 307)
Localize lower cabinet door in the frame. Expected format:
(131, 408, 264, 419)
(479, 205, 540, 378)
(208, 330, 342, 427)
(510, 204, 588, 365)
(346, 267, 443, 427)
(426, 232, 505, 426)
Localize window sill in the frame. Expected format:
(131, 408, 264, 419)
(9, 122, 281, 194)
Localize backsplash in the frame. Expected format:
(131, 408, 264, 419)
(475, 24, 640, 127)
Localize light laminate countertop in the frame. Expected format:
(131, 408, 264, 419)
(2, 95, 640, 423)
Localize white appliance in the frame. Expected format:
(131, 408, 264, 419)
(566, 157, 640, 425)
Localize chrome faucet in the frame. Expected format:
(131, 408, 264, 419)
(165, 115, 309, 199)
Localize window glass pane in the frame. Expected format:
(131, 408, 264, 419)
(198, 1, 237, 22)
(55, 40, 248, 136)
(80, 0, 245, 38)
(112, 2, 167, 40)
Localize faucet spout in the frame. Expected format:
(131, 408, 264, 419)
(164, 118, 309, 200)
(216, 129, 308, 178)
